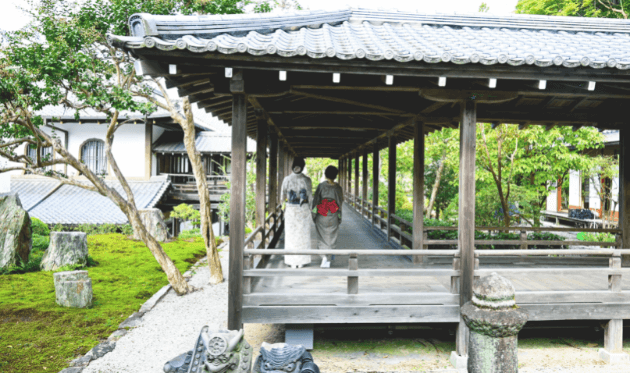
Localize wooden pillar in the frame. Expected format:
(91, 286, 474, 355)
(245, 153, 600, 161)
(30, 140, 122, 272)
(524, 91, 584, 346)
(621, 128, 630, 266)
(372, 144, 379, 226)
(228, 69, 246, 331)
(362, 148, 368, 217)
(347, 157, 352, 201)
(457, 100, 477, 357)
(413, 120, 425, 265)
(355, 152, 360, 206)
(387, 136, 397, 241)
(278, 146, 285, 206)
(256, 118, 267, 228)
(338, 158, 343, 193)
(268, 132, 278, 217)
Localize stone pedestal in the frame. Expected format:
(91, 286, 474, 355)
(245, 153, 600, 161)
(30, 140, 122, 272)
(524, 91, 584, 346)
(54, 270, 93, 308)
(133, 209, 169, 242)
(0, 193, 32, 270)
(461, 272, 528, 373)
(40, 232, 88, 271)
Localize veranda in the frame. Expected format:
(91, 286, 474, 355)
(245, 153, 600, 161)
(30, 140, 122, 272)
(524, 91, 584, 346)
(111, 9, 630, 361)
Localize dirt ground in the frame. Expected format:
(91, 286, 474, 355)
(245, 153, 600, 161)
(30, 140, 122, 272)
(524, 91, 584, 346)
(243, 323, 630, 372)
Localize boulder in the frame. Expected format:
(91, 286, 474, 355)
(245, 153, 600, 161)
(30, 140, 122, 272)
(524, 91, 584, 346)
(0, 193, 32, 270)
(54, 270, 93, 308)
(133, 208, 169, 242)
(40, 232, 88, 271)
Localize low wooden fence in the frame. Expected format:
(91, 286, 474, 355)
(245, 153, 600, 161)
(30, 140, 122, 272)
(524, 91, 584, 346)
(239, 196, 630, 325)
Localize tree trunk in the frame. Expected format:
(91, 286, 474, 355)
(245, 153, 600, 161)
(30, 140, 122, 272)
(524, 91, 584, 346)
(426, 151, 446, 217)
(182, 98, 224, 285)
(40, 123, 193, 295)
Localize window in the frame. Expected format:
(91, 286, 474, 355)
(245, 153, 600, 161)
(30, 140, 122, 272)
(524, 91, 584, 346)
(81, 139, 107, 175)
(27, 146, 52, 171)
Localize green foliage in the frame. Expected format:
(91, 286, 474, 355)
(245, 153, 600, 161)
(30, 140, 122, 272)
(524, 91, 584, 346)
(218, 155, 257, 229)
(120, 224, 134, 236)
(479, 2, 490, 12)
(0, 234, 207, 372)
(75, 223, 120, 235)
(179, 229, 202, 240)
(31, 218, 50, 236)
(517, 0, 629, 19)
(171, 203, 201, 228)
(52, 223, 64, 232)
(32, 234, 50, 253)
(582, 232, 615, 242)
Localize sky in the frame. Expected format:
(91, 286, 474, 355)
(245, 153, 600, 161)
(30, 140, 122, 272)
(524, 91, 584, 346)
(0, 0, 520, 32)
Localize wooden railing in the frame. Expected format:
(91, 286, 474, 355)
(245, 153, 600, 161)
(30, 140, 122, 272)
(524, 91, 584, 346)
(350, 196, 622, 251)
(242, 203, 284, 294)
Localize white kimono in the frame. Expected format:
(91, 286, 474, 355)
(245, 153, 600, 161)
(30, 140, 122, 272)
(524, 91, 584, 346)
(280, 172, 313, 267)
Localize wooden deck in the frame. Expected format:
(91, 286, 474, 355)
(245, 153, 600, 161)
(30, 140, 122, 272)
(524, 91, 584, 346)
(244, 203, 630, 324)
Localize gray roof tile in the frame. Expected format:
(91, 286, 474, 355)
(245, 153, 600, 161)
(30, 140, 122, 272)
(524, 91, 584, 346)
(153, 131, 256, 153)
(10, 178, 170, 225)
(109, 9, 630, 70)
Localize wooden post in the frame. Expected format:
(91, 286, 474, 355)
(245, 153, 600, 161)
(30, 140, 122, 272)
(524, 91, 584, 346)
(278, 146, 285, 206)
(372, 144, 379, 227)
(362, 148, 368, 218)
(228, 69, 246, 331)
(355, 152, 360, 208)
(388, 136, 397, 242)
(413, 120, 425, 265)
(457, 99, 477, 358)
(347, 253, 358, 294)
(621, 128, 630, 266)
(268, 132, 278, 217)
(347, 157, 352, 203)
(600, 252, 626, 362)
(338, 158, 343, 195)
(256, 118, 267, 229)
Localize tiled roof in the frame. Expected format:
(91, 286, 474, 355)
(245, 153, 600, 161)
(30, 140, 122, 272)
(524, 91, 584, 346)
(10, 177, 170, 225)
(108, 9, 630, 70)
(153, 131, 256, 153)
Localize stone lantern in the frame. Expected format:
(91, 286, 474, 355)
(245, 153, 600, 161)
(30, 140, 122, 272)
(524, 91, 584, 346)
(461, 272, 528, 373)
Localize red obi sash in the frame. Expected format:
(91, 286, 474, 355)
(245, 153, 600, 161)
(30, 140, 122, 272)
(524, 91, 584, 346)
(317, 199, 339, 217)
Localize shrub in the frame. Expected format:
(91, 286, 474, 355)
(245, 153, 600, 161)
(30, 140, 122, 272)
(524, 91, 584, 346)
(31, 218, 50, 236)
(32, 234, 50, 253)
(120, 224, 133, 236)
(179, 229, 202, 240)
(52, 223, 64, 232)
(581, 232, 615, 243)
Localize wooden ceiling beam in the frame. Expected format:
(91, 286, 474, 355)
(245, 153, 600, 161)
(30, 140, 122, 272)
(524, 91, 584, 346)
(289, 89, 407, 114)
(268, 111, 415, 116)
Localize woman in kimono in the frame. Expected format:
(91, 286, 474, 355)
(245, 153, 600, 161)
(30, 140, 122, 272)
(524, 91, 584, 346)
(312, 166, 343, 268)
(280, 157, 313, 268)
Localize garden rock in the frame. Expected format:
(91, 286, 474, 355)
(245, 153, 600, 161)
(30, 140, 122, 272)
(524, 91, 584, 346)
(41, 232, 88, 271)
(0, 193, 32, 270)
(59, 367, 84, 373)
(91, 341, 116, 359)
(133, 208, 169, 242)
(119, 312, 144, 329)
(107, 329, 128, 342)
(54, 270, 93, 308)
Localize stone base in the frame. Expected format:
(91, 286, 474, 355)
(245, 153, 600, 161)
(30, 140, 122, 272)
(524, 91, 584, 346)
(449, 351, 468, 371)
(599, 348, 630, 364)
(54, 270, 93, 308)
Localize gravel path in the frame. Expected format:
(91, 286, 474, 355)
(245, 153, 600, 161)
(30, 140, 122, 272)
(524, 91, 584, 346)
(83, 253, 230, 373)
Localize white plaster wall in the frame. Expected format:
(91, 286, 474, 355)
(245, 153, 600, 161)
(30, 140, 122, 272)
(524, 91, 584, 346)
(589, 177, 601, 211)
(569, 170, 581, 207)
(546, 183, 557, 212)
(59, 122, 147, 178)
(612, 176, 620, 212)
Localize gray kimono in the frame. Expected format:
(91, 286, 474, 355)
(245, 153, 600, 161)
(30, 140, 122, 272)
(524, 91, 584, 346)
(312, 180, 344, 258)
(281, 172, 313, 267)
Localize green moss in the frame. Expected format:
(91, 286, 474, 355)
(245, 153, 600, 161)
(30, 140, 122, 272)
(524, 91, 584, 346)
(0, 233, 209, 373)
(31, 218, 50, 236)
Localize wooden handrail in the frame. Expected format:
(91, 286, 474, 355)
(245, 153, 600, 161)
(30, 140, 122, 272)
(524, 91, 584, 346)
(244, 226, 264, 247)
(244, 249, 459, 256)
(476, 249, 630, 256)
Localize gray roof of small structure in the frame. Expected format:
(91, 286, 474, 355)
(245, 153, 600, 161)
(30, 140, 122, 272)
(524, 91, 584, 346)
(109, 9, 630, 70)
(10, 177, 170, 225)
(153, 131, 256, 153)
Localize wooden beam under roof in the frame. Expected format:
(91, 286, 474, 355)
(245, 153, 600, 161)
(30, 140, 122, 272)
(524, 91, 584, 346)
(134, 49, 630, 84)
(268, 110, 415, 116)
(289, 89, 407, 114)
(248, 96, 296, 156)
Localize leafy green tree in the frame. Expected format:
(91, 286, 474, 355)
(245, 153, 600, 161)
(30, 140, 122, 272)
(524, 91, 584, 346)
(479, 2, 490, 12)
(517, 0, 628, 19)
(171, 203, 201, 228)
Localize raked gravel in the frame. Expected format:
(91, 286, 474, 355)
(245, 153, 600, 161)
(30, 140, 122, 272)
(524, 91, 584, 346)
(83, 251, 230, 373)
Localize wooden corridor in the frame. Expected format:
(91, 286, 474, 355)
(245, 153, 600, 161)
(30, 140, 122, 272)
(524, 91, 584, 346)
(243, 203, 630, 324)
